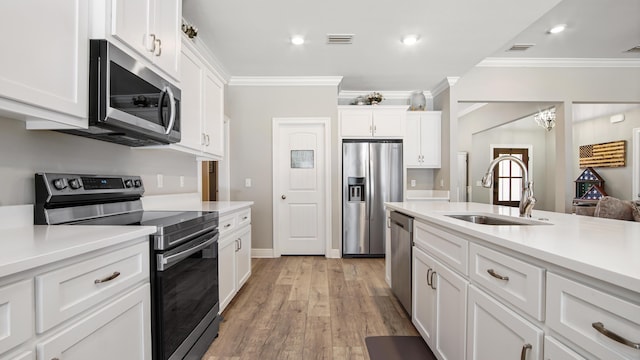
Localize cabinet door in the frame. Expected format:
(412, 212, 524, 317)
(340, 109, 373, 137)
(0, 279, 33, 354)
(412, 247, 437, 346)
(404, 113, 422, 167)
(178, 45, 204, 152)
(373, 109, 404, 137)
(153, 0, 181, 80)
(467, 285, 543, 360)
(434, 256, 468, 360)
(236, 227, 252, 289)
(0, 0, 88, 124)
(37, 284, 151, 360)
(420, 112, 441, 168)
(218, 235, 237, 312)
(112, 0, 153, 58)
(203, 69, 225, 158)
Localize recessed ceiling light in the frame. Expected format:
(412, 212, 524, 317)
(548, 24, 567, 34)
(291, 36, 305, 45)
(402, 35, 419, 46)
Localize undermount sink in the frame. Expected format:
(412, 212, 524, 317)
(444, 213, 551, 226)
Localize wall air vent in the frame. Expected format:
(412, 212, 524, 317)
(624, 45, 640, 53)
(327, 34, 354, 44)
(506, 43, 535, 51)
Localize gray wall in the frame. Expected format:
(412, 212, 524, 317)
(572, 106, 640, 200)
(225, 85, 338, 251)
(0, 117, 198, 206)
(407, 169, 436, 190)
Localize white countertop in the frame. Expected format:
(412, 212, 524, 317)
(385, 201, 640, 294)
(0, 225, 156, 278)
(141, 193, 253, 215)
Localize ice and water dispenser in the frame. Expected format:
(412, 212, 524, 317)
(347, 177, 365, 202)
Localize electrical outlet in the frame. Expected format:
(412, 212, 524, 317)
(440, 178, 444, 188)
(245, 178, 252, 187)
(180, 176, 184, 187)
(476, 180, 482, 187)
(157, 174, 163, 188)
(410, 179, 416, 187)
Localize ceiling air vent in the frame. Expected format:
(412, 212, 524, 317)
(506, 43, 535, 51)
(624, 45, 640, 53)
(327, 34, 354, 45)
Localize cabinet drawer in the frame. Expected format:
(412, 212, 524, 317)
(544, 336, 585, 360)
(546, 272, 640, 360)
(219, 213, 237, 235)
(0, 350, 35, 360)
(469, 243, 544, 320)
(35, 242, 149, 333)
(237, 209, 251, 228)
(36, 283, 151, 360)
(0, 279, 33, 354)
(414, 220, 468, 275)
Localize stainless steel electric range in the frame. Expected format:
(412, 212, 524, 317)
(34, 173, 220, 360)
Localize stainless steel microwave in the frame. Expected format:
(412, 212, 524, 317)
(61, 40, 181, 146)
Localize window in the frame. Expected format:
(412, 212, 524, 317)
(492, 148, 529, 207)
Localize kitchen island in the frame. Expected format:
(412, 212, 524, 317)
(385, 201, 640, 360)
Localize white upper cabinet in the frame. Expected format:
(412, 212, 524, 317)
(93, 0, 182, 83)
(405, 111, 441, 168)
(339, 106, 407, 138)
(0, 1, 88, 128)
(202, 69, 225, 158)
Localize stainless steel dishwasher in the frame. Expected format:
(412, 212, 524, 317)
(390, 211, 414, 316)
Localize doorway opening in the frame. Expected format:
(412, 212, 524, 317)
(201, 161, 218, 201)
(491, 147, 529, 207)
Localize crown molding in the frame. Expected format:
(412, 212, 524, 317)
(432, 77, 460, 98)
(458, 103, 488, 117)
(228, 76, 343, 86)
(477, 57, 640, 68)
(180, 17, 231, 82)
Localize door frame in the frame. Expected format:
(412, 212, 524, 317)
(488, 144, 533, 205)
(272, 117, 332, 257)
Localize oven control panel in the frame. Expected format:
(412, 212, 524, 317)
(36, 173, 144, 196)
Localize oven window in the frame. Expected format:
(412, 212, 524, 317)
(156, 241, 218, 360)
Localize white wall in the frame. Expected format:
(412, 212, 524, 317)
(572, 106, 640, 200)
(225, 85, 338, 251)
(453, 66, 640, 212)
(0, 117, 198, 206)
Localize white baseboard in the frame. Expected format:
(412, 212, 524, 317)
(251, 248, 276, 258)
(326, 249, 341, 259)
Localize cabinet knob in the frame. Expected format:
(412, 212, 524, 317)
(281, 195, 286, 200)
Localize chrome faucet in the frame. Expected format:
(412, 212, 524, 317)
(481, 155, 536, 217)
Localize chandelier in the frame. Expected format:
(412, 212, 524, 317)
(534, 108, 556, 131)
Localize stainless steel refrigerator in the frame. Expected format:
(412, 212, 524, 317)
(343, 140, 403, 257)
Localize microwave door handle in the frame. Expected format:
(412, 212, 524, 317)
(164, 86, 176, 135)
(158, 88, 168, 129)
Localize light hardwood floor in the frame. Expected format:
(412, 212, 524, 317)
(202, 256, 419, 360)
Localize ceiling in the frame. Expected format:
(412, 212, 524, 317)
(183, 0, 640, 92)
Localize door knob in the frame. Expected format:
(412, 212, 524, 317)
(281, 195, 286, 200)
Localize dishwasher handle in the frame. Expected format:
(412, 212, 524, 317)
(390, 211, 414, 232)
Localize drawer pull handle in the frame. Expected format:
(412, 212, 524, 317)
(242, 216, 248, 220)
(94, 271, 121, 284)
(487, 269, 509, 281)
(224, 224, 232, 228)
(520, 343, 532, 360)
(592, 322, 640, 349)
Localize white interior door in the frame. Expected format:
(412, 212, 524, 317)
(273, 119, 329, 255)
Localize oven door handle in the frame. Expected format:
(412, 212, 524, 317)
(157, 234, 217, 271)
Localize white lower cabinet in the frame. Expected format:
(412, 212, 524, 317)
(413, 246, 468, 360)
(546, 272, 640, 360)
(0, 240, 151, 360)
(37, 284, 151, 360)
(467, 285, 543, 360)
(544, 336, 586, 360)
(218, 207, 252, 312)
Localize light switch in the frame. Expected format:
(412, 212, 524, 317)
(410, 179, 416, 187)
(180, 176, 184, 187)
(476, 180, 482, 187)
(245, 178, 252, 187)
(157, 174, 163, 188)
